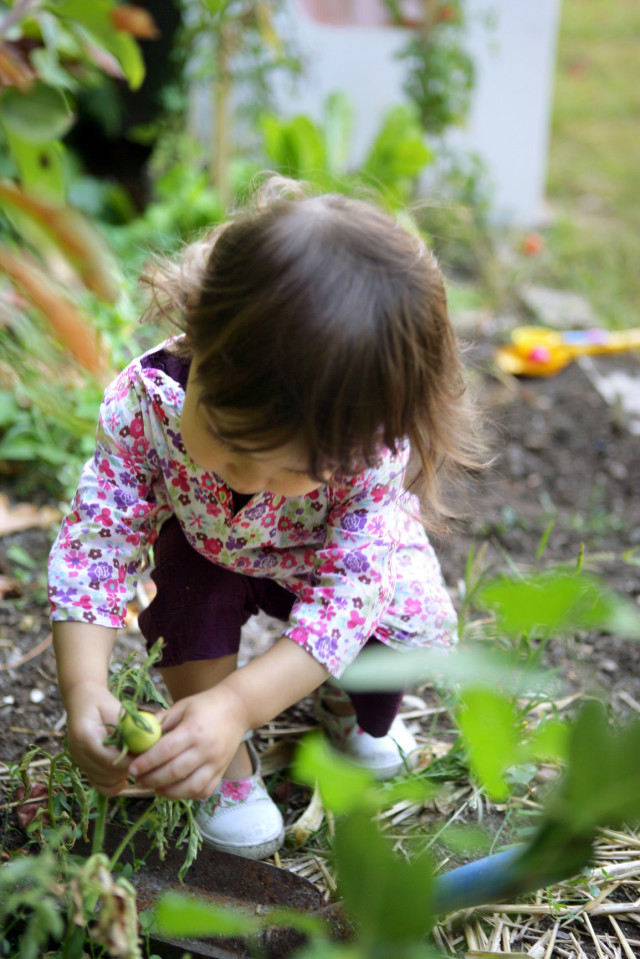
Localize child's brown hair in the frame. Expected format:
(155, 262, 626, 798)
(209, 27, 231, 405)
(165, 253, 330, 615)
(141, 176, 485, 528)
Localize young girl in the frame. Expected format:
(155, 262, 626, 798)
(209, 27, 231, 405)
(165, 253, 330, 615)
(48, 177, 483, 860)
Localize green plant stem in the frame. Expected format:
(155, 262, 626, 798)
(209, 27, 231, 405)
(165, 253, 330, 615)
(47, 750, 66, 826)
(108, 798, 159, 870)
(92, 793, 108, 856)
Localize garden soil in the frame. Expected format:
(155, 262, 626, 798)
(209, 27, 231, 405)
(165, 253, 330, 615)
(0, 345, 639, 950)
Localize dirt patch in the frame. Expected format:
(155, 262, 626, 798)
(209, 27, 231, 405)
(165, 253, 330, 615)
(439, 349, 640, 707)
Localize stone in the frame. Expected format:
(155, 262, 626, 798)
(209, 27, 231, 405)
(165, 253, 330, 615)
(518, 285, 598, 330)
(579, 356, 640, 435)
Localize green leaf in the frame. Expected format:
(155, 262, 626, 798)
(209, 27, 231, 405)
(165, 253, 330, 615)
(457, 689, 520, 799)
(551, 701, 640, 832)
(154, 892, 260, 938)
(0, 391, 22, 428)
(155, 893, 325, 943)
(0, 83, 73, 143)
(362, 105, 431, 186)
(478, 571, 640, 640)
(3, 128, 66, 200)
(261, 113, 327, 178)
(293, 734, 377, 814)
(52, 0, 145, 90)
(341, 643, 555, 696)
(323, 92, 354, 176)
(523, 717, 569, 765)
(0, 431, 71, 465)
(334, 812, 435, 946)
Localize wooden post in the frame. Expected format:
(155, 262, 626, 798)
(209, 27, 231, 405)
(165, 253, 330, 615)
(422, 0, 438, 34)
(211, 19, 235, 208)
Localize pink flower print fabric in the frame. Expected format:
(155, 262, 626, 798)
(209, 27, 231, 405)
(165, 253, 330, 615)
(219, 778, 254, 803)
(200, 775, 261, 814)
(48, 340, 459, 677)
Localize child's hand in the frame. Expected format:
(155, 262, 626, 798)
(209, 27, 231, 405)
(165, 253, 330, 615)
(128, 685, 248, 800)
(65, 682, 133, 795)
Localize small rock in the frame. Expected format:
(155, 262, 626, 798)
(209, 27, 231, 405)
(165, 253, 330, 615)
(524, 432, 548, 451)
(579, 357, 640, 435)
(29, 689, 45, 704)
(518, 285, 597, 329)
(608, 461, 628, 480)
(3, 695, 15, 705)
(598, 658, 618, 673)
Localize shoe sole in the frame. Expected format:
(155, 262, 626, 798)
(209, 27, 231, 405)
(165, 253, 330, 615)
(349, 756, 406, 780)
(197, 825, 285, 861)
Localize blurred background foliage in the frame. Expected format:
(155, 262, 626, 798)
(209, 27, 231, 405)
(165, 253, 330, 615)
(0, 0, 636, 499)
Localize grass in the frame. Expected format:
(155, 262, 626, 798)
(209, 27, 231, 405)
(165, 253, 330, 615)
(542, 0, 640, 328)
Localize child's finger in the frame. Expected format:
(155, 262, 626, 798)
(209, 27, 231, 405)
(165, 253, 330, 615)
(131, 745, 204, 791)
(127, 724, 189, 777)
(155, 764, 219, 801)
(157, 704, 183, 733)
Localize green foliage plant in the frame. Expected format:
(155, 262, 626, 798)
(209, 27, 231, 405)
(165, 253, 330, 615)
(178, 0, 303, 205)
(372, 2, 500, 296)
(0, 0, 155, 494)
(260, 90, 432, 213)
(1, 641, 200, 959)
(389, 0, 475, 137)
(0, 0, 146, 210)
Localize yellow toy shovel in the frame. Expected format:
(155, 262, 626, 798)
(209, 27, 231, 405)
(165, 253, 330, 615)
(495, 326, 640, 377)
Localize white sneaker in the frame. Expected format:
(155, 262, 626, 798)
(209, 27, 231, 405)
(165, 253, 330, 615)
(313, 689, 418, 780)
(195, 742, 284, 860)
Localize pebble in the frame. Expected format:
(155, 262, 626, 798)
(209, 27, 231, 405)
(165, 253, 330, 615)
(3, 695, 15, 705)
(608, 461, 628, 480)
(518, 285, 597, 329)
(598, 659, 618, 673)
(29, 689, 45, 704)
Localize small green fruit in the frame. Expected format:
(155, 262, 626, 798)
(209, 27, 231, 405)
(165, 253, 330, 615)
(120, 711, 162, 754)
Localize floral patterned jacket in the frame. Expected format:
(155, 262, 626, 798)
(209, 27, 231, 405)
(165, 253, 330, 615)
(48, 341, 458, 677)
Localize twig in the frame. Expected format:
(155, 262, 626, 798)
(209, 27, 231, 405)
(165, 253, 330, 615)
(464, 899, 640, 918)
(10, 726, 64, 738)
(616, 690, 640, 713)
(313, 855, 337, 893)
(598, 827, 640, 850)
(583, 912, 606, 959)
(609, 915, 636, 959)
(543, 921, 559, 959)
(568, 930, 589, 958)
(0, 632, 52, 671)
(0, 794, 49, 812)
(108, 799, 158, 870)
(0, 757, 51, 778)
